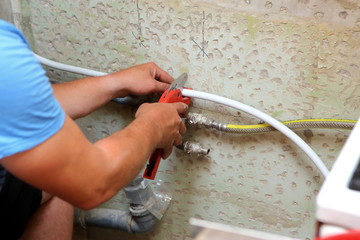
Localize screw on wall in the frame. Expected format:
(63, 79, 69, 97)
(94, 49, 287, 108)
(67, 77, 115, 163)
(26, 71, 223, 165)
(191, 11, 209, 58)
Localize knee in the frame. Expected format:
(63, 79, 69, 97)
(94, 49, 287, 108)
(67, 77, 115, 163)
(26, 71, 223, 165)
(41, 191, 53, 204)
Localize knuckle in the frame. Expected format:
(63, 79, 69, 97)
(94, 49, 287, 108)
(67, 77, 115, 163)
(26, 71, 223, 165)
(147, 62, 157, 68)
(176, 117, 182, 124)
(139, 103, 149, 111)
(151, 82, 160, 91)
(177, 135, 183, 144)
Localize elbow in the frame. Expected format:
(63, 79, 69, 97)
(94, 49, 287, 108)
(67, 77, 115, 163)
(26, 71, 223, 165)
(68, 109, 89, 120)
(77, 201, 100, 211)
(75, 149, 122, 210)
(72, 146, 134, 210)
(76, 195, 111, 211)
(75, 183, 117, 210)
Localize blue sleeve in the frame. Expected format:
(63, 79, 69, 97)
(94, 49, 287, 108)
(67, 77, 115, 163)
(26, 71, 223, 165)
(0, 20, 65, 159)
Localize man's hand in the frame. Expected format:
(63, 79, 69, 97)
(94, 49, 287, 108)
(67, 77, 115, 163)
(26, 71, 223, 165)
(107, 62, 174, 97)
(135, 102, 188, 158)
(1, 60, 188, 210)
(53, 62, 174, 119)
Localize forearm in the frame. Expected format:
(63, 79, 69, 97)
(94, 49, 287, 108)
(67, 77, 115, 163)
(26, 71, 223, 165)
(52, 62, 173, 119)
(1, 102, 185, 210)
(52, 75, 126, 119)
(53, 63, 173, 119)
(72, 116, 161, 208)
(67, 117, 160, 209)
(93, 117, 160, 191)
(1, 115, 160, 209)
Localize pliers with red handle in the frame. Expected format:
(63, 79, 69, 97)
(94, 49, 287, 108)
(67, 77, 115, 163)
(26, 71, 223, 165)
(143, 73, 191, 180)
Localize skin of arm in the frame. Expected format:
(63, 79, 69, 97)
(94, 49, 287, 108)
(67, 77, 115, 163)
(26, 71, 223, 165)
(52, 62, 174, 119)
(0, 62, 188, 210)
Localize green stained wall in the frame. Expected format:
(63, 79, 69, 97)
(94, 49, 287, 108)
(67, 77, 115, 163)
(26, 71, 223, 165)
(5, 0, 360, 239)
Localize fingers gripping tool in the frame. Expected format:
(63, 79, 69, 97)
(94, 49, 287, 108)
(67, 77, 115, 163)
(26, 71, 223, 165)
(143, 73, 192, 180)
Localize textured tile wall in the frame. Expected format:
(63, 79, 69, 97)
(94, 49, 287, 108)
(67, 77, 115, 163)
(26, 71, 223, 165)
(0, 0, 13, 22)
(10, 0, 360, 239)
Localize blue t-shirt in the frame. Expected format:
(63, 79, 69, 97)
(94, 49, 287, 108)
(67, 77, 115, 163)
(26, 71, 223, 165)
(0, 20, 65, 159)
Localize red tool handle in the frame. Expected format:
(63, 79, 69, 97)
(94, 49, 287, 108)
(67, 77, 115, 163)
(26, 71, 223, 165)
(143, 149, 162, 180)
(159, 88, 191, 105)
(143, 88, 192, 180)
(315, 231, 360, 240)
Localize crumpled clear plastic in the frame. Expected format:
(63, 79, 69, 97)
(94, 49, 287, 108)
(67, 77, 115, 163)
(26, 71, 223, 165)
(124, 175, 172, 220)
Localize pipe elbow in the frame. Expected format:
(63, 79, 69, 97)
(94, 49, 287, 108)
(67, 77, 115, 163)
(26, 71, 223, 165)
(129, 211, 158, 234)
(76, 208, 158, 233)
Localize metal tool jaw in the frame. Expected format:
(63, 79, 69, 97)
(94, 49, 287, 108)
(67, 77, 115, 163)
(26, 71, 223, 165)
(159, 73, 191, 106)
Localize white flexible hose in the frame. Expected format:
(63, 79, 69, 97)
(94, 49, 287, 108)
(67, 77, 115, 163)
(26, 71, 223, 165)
(182, 89, 329, 178)
(34, 54, 106, 77)
(34, 54, 329, 177)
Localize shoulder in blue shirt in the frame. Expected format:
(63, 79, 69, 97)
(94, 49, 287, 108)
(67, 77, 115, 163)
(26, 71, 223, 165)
(0, 20, 65, 158)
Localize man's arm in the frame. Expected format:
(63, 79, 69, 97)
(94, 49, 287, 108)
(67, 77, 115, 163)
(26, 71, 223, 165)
(52, 62, 174, 119)
(0, 61, 187, 209)
(0, 102, 187, 210)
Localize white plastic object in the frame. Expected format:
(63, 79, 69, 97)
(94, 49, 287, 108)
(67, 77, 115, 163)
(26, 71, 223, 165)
(316, 117, 360, 229)
(34, 54, 106, 77)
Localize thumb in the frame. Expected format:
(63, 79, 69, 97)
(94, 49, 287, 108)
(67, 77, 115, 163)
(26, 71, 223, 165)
(172, 102, 188, 115)
(154, 81, 170, 93)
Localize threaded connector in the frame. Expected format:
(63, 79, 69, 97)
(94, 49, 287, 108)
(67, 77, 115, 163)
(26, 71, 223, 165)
(185, 113, 226, 131)
(177, 141, 210, 155)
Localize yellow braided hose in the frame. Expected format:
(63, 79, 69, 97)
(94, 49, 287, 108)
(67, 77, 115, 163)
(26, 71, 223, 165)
(225, 119, 357, 134)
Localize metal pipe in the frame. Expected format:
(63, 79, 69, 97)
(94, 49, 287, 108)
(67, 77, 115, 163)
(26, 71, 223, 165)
(177, 141, 210, 156)
(186, 113, 356, 133)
